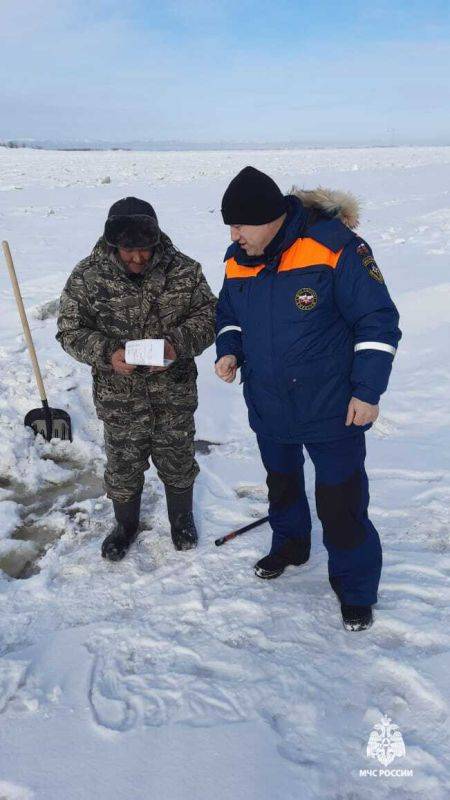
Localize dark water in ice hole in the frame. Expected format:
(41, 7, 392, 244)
(0, 439, 220, 580)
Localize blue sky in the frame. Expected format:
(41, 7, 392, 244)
(1, 0, 449, 145)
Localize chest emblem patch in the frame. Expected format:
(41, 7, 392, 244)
(295, 287, 318, 311)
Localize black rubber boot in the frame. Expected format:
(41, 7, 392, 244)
(254, 537, 310, 579)
(101, 493, 141, 562)
(164, 484, 198, 551)
(341, 604, 373, 632)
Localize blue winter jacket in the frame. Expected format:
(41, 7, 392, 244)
(215, 190, 402, 443)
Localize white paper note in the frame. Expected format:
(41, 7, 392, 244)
(125, 338, 165, 366)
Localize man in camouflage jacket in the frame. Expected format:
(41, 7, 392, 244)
(57, 197, 216, 560)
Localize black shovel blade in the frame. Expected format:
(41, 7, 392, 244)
(24, 407, 72, 442)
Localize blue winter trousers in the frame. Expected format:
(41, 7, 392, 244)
(256, 431, 382, 606)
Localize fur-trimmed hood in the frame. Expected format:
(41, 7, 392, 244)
(289, 186, 360, 229)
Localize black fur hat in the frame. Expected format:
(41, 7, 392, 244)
(104, 197, 160, 248)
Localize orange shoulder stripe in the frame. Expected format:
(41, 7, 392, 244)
(225, 238, 342, 279)
(278, 238, 342, 271)
(225, 258, 265, 278)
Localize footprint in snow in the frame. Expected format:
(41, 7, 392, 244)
(235, 483, 267, 501)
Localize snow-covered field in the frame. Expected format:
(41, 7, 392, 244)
(0, 146, 449, 799)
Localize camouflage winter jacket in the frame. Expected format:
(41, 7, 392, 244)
(56, 234, 216, 424)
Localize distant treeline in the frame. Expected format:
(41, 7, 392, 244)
(0, 141, 34, 149)
(0, 141, 126, 151)
(2, 139, 445, 152)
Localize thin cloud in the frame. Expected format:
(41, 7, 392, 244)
(0, 1, 449, 144)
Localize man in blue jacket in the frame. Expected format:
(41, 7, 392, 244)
(215, 166, 401, 631)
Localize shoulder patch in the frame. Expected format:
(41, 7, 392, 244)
(356, 242, 370, 256)
(362, 255, 384, 284)
(356, 241, 384, 283)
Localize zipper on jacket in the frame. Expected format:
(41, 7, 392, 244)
(267, 267, 287, 433)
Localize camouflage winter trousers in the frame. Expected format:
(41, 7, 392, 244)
(103, 406, 199, 503)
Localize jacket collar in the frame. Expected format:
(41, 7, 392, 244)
(224, 195, 308, 268)
(223, 190, 356, 268)
(91, 235, 169, 294)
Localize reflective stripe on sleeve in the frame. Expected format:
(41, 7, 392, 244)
(354, 341, 397, 356)
(216, 325, 242, 339)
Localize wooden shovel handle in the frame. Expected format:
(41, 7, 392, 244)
(2, 240, 47, 403)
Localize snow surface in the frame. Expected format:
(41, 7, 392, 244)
(0, 146, 449, 799)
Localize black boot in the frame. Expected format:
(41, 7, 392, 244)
(254, 537, 310, 579)
(341, 604, 373, 632)
(101, 493, 141, 561)
(164, 484, 198, 551)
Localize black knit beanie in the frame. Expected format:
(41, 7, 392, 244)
(104, 197, 160, 248)
(221, 166, 287, 225)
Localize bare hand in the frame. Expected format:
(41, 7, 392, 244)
(111, 348, 136, 375)
(147, 340, 177, 373)
(345, 397, 379, 426)
(215, 355, 238, 383)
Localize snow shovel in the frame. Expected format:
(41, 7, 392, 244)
(2, 240, 72, 442)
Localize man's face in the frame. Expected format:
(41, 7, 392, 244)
(229, 214, 287, 257)
(118, 247, 152, 273)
